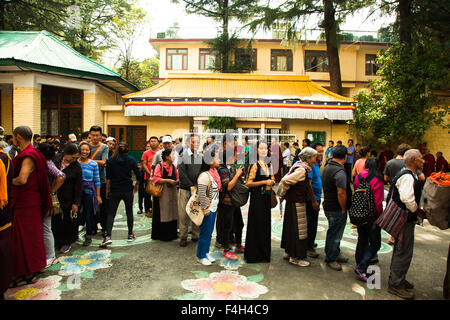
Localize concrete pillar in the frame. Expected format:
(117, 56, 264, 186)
(12, 74, 41, 135)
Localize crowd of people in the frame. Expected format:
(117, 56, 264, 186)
(0, 125, 448, 300)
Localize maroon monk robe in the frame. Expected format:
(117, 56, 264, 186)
(422, 153, 436, 178)
(436, 157, 449, 173)
(10, 144, 51, 277)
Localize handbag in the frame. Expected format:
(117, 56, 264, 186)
(270, 190, 278, 209)
(230, 177, 249, 207)
(145, 164, 164, 197)
(185, 188, 205, 227)
(375, 198, 408, 238)
(46, 193, 62, 217)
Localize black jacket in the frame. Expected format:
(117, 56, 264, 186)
(54, 154, 82, 209)
(106, 154, 139, 193)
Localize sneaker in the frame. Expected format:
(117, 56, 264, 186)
(336, 254, 349, 263)
(99, 237, 111, 248)
(214, 241, 224, 249)
(78, 225, 84, 232)
(283, 252, 290, 260)
(179, 239, 187, 247)
(234, 245, 245, 254)
(127, 234, 136, 242)
(83, 236, 92, 247)
(223, 250, 239, 261)
(46, 257, 58, 268)
(354, 268, 368, 282)
(289, 257, 310, 267)
(59, 245, 71, 254)
(137, 210, 143, 214)
(145, 210, 152, 218)
(327, 261, 342, 271)
(388, 285, 415, 300)
(307, 249, 319, 259)
(206, 253, 216, 263)
(197, 257, 212, 266)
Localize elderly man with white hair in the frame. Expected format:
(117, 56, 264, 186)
(278, 147, 317, 267)
(387, 148, 425, 300)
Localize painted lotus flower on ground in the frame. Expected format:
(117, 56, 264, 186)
(5, 275, 62, 300)
(58, 249, 112, 276)
(181, 270, 268, 300)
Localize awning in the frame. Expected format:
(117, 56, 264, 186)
(123, 73, 355, 120)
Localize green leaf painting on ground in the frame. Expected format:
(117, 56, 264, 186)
(191, 271, 210, 279)
(247, 273, 264, 283)
(80, 270, 95, 279)
(46, 262, 62, 271)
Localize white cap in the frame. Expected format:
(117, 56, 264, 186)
(68, 133, 77, 142)
(105, 137, 116, 142)
(162, 136, 172, 143)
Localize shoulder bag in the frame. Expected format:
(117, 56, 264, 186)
(146, 163, 164, 197)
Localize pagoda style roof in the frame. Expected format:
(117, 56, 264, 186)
(0, 30, 138, 94)
(123, 73, 355, 120)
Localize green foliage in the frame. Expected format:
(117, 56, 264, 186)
(116, 57, 159, 91)
(377, 26, 399, 43)
(1, 0, 71, 34)
(352, 41, 449, 148)
(358, 34, 376, 42)
(205, 117, 236, 131)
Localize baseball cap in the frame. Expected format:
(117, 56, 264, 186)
(105, 137, 116, 143)
(162, 136, 172, 143)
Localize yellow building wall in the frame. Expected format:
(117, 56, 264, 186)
(83, 87, 117, 132)
(422, 113, 450, 157)
(107, 112, 191, 139)
(157, 41, 382, 90)
(13, 87, 41, 135)
(283, 119, 351, 145)
(1, 89, 13, 134)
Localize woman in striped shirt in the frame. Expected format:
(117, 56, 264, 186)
(195, 150, 221, 266)
(78, 142, 102, 246)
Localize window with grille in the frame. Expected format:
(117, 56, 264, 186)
(199, 48, 219, 70)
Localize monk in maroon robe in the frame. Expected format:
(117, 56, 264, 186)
(10, 126, 51, 287)
(378, 147, 394, 175)
(420, 144, 435, 178)
(436, 152, 449, 173)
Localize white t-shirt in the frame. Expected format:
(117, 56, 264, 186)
(282, 149, 291, 165)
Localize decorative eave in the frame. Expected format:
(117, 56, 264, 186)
(123, 73, 355, 120)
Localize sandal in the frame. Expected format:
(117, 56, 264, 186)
(9, 273, 38, 288)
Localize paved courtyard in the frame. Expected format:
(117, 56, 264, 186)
(4, 199, 449, 301)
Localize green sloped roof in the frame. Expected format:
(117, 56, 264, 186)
(0, 30, 137, 94)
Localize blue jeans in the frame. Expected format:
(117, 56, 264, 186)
(81, 193, 96, 236)
(324, 210, 347, 263)
(196, 211, 217, 259)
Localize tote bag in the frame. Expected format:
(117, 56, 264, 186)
(375, 198, 408, 238)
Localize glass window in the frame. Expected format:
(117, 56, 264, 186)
(271, 49, 293, 71)
(235, 49, 257, 71)
(199, 48, 219, 70)
(365, 54, 379, 75)
(166, 48, 188, 70)
(305, 51, 328, 72)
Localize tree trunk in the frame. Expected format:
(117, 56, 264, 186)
(323, 0, 342, 95)
(222, 0, 229, 73)
(398, 0, 412, 45)
(0, 0, 5, 30)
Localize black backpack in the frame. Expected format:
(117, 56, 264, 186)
(349, 174, 376, 225)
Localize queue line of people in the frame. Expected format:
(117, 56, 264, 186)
(0, 125, 447, 301)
